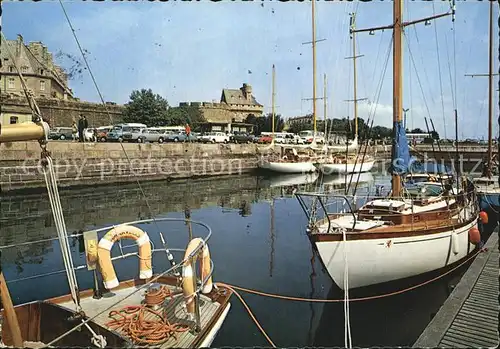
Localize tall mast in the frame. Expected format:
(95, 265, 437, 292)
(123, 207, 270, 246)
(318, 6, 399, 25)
(324, 73, 328, 135)
(352, 16, 359, 140)
(272, 64, 276, 137)
(312, 0, 317, 135)
(350, 0, 455, 197)
(487, 0, 493, 175)
(392, 0, 404, 197)
(465, 1, 497, 177)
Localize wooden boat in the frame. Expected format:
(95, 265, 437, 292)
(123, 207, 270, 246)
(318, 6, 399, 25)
(295, 1, 483, 290)
(261, 147, 318, 173)
(0, 29, 232, 349)
(469, 1, 499, 214)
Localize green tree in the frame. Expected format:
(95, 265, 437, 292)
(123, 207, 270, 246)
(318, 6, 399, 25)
(165, 105, 205, 127)
(123, 89, 169, 126)
(245, 113, 284, 134)
(430, 130, 440, 140)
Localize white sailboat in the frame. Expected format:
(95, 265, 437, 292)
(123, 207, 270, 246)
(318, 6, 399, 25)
(315, 15, 374, 175)
(259, 64, 318, 173)
(296, 0, 481, 290)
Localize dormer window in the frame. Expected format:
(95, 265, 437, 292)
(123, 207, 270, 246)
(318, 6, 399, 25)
(40, 69, 44, 75)
(21, 66, 28, 73)
(9, 66, 14, 73)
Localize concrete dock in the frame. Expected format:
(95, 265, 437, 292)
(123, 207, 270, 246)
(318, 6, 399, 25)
(413, 232, 499, 348)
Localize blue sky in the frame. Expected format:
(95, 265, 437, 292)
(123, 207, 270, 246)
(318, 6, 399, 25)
(2, 0, 498, 139)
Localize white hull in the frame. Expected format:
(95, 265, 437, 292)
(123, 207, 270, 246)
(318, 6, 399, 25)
(199, 303, 231, 347)
(265, 172, 319, 187)
(260, 161, 316, 173)
(317, 159, 375, 174)
(314, 218, 477, 290)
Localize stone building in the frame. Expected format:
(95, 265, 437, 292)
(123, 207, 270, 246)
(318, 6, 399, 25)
(0, 35, 75, 124)
(180, 83, 264, 133)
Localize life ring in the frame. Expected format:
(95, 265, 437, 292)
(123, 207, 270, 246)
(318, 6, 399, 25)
(182, 238, 213, 315)
(97, 225, 152, 290)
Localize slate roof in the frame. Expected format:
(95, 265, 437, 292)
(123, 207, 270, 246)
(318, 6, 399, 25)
(220, 87, 263, 107)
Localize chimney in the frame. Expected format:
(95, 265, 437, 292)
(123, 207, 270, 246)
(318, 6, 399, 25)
(16, 34, 24, 56)
(241, 83, 252, 101)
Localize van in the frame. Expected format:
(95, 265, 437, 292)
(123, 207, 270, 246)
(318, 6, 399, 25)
(107, 123, 147, 142)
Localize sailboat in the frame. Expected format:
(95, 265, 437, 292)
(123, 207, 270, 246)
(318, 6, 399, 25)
(259, 65, 318, 173)
(314, 14, 375, 175)
(295, 0, 482, 290)
(470, 1, 500, 215)
(0, 26, 232, 349)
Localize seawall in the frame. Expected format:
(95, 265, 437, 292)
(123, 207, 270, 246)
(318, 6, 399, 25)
(0, 141, 265, 192)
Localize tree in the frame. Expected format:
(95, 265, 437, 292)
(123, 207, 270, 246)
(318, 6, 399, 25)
(123, 89, 169, 126)
(245, 113, 284, 135)
(430, 130, 440, 140)
(410, 128, 425, 134)
(165, 105, 205, 127)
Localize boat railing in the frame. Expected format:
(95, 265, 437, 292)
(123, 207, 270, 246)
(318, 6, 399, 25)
(1, 217, 216, 327)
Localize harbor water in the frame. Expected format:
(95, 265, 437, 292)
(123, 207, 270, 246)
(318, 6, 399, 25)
(0, 171, 480, 347)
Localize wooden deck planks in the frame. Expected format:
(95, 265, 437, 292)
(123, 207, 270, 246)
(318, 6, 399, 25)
(57, 284, 220, 348)
(413, 232, 499, 348)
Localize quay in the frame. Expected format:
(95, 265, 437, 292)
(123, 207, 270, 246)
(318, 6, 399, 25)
(413, 232, 499, 348)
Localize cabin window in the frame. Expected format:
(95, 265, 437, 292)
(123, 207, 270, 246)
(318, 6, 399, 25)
(8, 78, 15, 89)
(10, 116, 18, 124)
(40, 80, 46, 91)
(413, 216, 420, 222)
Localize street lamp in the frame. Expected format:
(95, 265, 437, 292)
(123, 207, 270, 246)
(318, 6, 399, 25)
(403, 108, 409, 129)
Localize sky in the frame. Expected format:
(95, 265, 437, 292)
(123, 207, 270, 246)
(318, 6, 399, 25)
(2, 0, 498, 139)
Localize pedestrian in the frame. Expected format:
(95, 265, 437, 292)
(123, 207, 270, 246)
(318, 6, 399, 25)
(77, 115, 85, 142)
(185, 123, 191, 142)
(72, 121, 78, 141)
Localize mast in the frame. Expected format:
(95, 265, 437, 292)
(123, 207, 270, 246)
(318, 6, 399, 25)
(465, 1, 497, 177)
(352, 16, 359, 140)
(312, 0, 317, 135)
(324, 73, 328, 136)
(392, 0, 404, 197)
(487, 0, 493, 175)
(272, 64, 276, 138)
(350, 0, 454, 198)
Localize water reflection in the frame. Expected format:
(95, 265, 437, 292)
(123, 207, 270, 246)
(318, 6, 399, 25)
(0, 172, 478, 347)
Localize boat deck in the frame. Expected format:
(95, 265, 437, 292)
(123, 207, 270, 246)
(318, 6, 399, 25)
(57, 284, 220, 348)
(413, 232, 499, 348)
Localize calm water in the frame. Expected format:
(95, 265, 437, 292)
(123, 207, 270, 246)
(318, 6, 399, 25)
(0, 171, 479, 347)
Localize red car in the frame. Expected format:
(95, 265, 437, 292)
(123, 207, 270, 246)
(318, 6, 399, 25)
(257, 135, 273, 144)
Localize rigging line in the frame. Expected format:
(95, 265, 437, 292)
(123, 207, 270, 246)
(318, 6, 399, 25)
(411, 25, 437, 107)
(57, 0, 177, 266)
(443, 18, 456, 111)
(404, 32, 433, 122)
(370, 29, 385, 99)
(432, 2, 447, 139)
(408, 21, 414, 130)
(452, 10, 457, 111)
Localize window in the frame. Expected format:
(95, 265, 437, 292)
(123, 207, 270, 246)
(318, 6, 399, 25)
(21, 66, 28, 73)
(8, 78, 15, 89)
(40, 80, 46, 91)
(9, 116, 18, 124)
(9, 66, 14, 73)
(40, 69, 44, 75)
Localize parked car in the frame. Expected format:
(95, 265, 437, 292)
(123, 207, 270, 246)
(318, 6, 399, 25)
(231, 133, 254, 143)
(96, 126, 113, 142)
(49, 127, 74, 140)
(165, 131, 198, 142)
(199, 132, 229, 143)
(107, 123, 147, 142)
(84, 128, 96, 142)
(137, 129, 165, 143)
(257, 135, 273, 144)
(121, 127, 146, 142)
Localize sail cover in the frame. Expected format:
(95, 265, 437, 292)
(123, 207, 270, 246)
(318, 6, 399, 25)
(390, 121, 415, 175)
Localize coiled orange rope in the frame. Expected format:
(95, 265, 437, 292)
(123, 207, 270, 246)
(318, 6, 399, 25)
(105, 286, 189, 345)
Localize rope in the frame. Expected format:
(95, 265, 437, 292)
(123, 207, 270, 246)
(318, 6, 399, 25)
(216, 247, 485, 304)
(432, 2, 447, 139)
(105, 286, 189, 346)
(42, 155, 81, 312)
(342, 228, 352, 349)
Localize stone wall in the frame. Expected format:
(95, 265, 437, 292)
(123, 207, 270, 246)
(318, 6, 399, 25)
(0, 142, 270, 192)
(0, 94, 124, 127)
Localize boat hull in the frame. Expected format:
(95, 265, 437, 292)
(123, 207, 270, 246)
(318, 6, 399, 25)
(478, 192, 500, 211)
(312, 218, 478, 290)
(316, 160, 375, 175)
(260, 161, 316, 173)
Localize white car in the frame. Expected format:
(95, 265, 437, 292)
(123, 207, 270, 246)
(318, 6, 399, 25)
(84, 128, 96, 142)
(200, 132, 229, 143)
